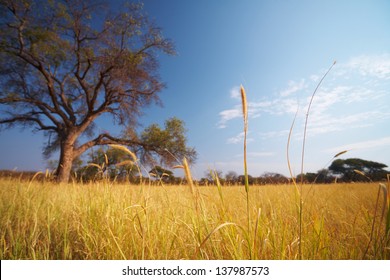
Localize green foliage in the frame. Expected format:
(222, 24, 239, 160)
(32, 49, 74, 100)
(329, 158, 388, 182)
(74, 146, 139, 182)
(149, 165, 180, 184)
(140, 117, 197, 166)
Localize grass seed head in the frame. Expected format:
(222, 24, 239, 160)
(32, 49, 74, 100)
(183, 157, 193, 186)
(354, 169, 366, 177)
(334, 150, 348, 158)
(240, 85, 248, 126)
(109, 144, 137, 162)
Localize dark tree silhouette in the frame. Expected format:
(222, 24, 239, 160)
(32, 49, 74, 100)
(329, 158, 388, 182)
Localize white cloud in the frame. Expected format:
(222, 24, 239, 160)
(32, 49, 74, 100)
(217, 107, 241, 128)
(276, 97, 299, 115)
(247, 152, 274, 157)
(294, 110, 390, 140)
(227, 132, 254, 144)
(227, 132, 245, 144)
(217, 53, 390, 142)
(234, 151, 275, 158)
(280, 79, 306, 97)
(345, 54, 390, 79)
(232, 151, 275, 159)
(230, 86, 241, 100)
(248, 100, 274, 117)
(259, 130, 290, 139)
(325, 137, 390, 154)
(309, 86, 351, 112)
(310, 74, 320, 82)
(217, 86, 246, 128)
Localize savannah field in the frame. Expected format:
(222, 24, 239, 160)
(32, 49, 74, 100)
(1, 178, 389, 260)
(1, 84, 389, 260)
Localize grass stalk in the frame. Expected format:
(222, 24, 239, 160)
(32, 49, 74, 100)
(300, 61, 337, 184)
(288, 61, 336, 259)
(386, 175, 390, 237)
(194, 222, 237, 258)
(240, 85, 252, 258)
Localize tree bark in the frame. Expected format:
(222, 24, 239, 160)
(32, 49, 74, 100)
(56, 137, 75, 183)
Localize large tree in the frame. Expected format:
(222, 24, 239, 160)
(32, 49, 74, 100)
(329, 158, 388, 182)
(0, 0, 195, 182)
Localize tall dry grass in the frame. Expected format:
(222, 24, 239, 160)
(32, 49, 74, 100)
(286, 61, 337, 259)
(0, 178, 388, 260)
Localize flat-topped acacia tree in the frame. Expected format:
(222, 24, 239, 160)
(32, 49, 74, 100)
(0, 0, 196, 182)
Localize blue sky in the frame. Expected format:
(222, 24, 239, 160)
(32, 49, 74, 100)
(1, 0, 390, 179)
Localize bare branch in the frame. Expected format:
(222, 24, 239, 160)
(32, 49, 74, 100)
(74, 133, 147, 159)
(0, 115, 57, 131)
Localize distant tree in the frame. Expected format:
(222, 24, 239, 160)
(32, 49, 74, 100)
(329, 158, 388, 182)
(0, 0, 196, 182)
(315, 168, 334, 183)
(203, 169, 223, 184)
(149, 165, 176, 184)
(76, 146, 137, 181)
(295, 169, 334, 184)
(238, 174, 255, 185)
(225, 171, 238, 185)
(198, 177, 211, 186)
(140, 117, 196, 167)
(260, 172, 289, 184)
(305, 173, 317, 183)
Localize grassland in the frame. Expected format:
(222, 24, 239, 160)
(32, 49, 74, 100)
(1, 178, 388, 260)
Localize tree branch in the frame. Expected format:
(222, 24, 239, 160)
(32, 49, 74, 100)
(0, 96, 63, 129)
(74, 133, 149, 159)
(0, 115, 57, 131)
(52, 74, 77, 124)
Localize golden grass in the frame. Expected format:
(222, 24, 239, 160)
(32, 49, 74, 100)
(108, 144, 138, 162)
(240, 84, 252, 258)
(287, 61, 337, 259)
(240, 85, 249, 194)
(0, 178, 388, 260)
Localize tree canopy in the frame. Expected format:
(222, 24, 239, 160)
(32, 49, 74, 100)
(329, 158, 388, 182)
(0, 0, 196, 182)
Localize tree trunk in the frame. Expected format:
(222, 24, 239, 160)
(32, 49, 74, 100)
(56, 138, 75, 183)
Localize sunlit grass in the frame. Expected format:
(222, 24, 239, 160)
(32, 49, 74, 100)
(0, 178, 388, 259)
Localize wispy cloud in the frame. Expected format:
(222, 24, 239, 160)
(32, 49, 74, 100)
(345, 54, 390, 79)
(259, 130, 290, 139)
(280, 79, 307, 97)
(233, 151, 275, 158)
(218, 83, 300, 128)
(304, 84, 390, 137)
(218, 53, 390, 141)
(230, 86, 241, 100)
(306, 111, 387, 136)
(325, 136, 390, 154)
(247, 152, 275, 157)
(227, 131, 254, 144)
(218, 107, 241, 128)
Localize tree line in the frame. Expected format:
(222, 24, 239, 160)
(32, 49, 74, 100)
(213, 158, 388, 185)
(68, 149, 388, 184)
(0, 156, 387, 184)
(197, 158, 388, 185)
